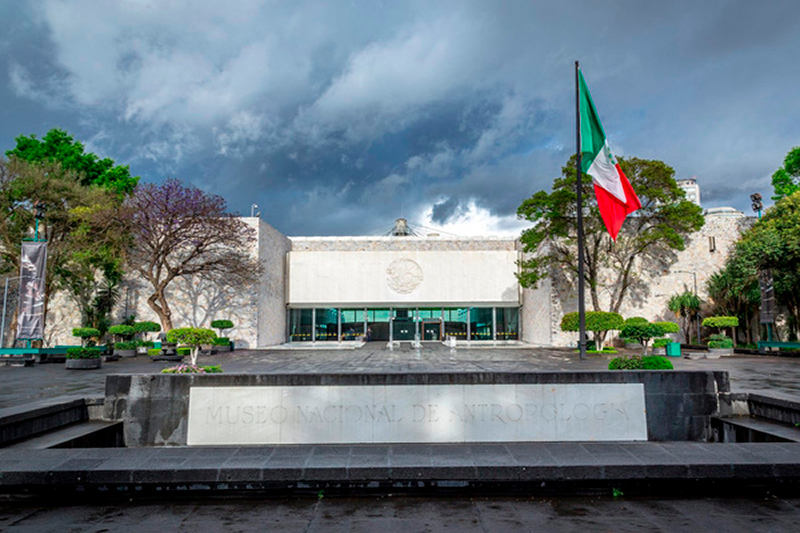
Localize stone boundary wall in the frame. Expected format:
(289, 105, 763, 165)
(105, 370, 731, 446)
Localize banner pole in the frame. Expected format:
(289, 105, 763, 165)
(575, 61, 587, 360)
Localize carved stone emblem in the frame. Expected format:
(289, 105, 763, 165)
(386, 259, 423, 294)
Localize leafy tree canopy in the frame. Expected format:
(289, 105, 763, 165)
(6, 128, 138, 196)
(771, 146, 800, 200)
(518, 155, 704, 315)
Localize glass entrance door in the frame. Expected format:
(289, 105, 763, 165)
(422, 321, 442, 341)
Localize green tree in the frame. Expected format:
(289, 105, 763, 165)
(706, 264, 760, 345)
(722, 191, 800, 340)
(6, 129, 139, 196)
(771, 146, 800, 200)
(518, 156, 704, 316)
(560, 311, 623, 348)
(667, 291, 701, 344)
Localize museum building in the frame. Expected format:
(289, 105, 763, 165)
(283, 219, 522, 344)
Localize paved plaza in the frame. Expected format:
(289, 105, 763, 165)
(2, 344, 800, 531)
(2, 343, 800, 408)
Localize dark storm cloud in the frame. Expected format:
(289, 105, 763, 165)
(2, 0, 800, 235)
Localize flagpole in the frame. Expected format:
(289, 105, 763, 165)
(575, 60, 587, 360)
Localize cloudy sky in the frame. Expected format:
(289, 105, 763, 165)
(2, 1, 798, 236)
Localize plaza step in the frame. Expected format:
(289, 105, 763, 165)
(5, 420, 123, 449)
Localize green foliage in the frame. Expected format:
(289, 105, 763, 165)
(625, 317, 649, 325)
(702, 316, 739, 329)
(114, 340, 138, 350)
(212, 337, 230, 346)
(147, 348, 161, 356)
(642, 356, 674, 369)
(587, 347, 618, 354)
(771, 146, 800, 200)
(608, 355, 673, 370)
(517, 155, 704, 319)
(66, 347, 101, 359)
(560, 311, 624, 332)
(620, 321, 666, 352)
(166, 327, 217, 347)
(134, 321, 161, 333)
(108, 325, 136, 339)
(6, 128, 138, 196)
(161, 364, 224, 374)
(72, 327, 100, 339)
(652, 338, 670, 348)
(137, 340, 154, 348)
(716, 191, 800, 341)
(708, 334, 734, 349)
(177, 347, 191, 356)
(211, 319, 234, 332)
(654, 321, 680, 334)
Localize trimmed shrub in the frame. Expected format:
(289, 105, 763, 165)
(72, 327, 100, 347)
(66, 347, 101, 359)
(654, 321, 680, 334)
(652, 338, 670, 349)
(72, 327, 100, 339)
(147, 348, 161, 356)
(702, 316, 739, 329)
(212, 337, 230, 346)
(134, 321, 161, 333)
(625, 317, 649, 325)
(620, 321, 666, 352)
(642, 356, 674, 369)
(137, 340, 155, 348)
(177, 347, 191, 356)
(708, 334, 734, 349)
(161, 364, 224, 374)
(108, 325, 136, 340)
(608, 355, 673, 370)
(211, 319, 234, 337)
(561, 311, 624, 348)
(114, 340, 138, 350)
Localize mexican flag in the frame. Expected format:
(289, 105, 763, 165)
(579, 72, 641, 240)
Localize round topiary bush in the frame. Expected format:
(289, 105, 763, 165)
(620, 321, 666, 353)
(108, 325, 136, 340)
(134, 321, 161, 334)
(166, 327, 217, 365)
(708, 334, 734, 349)
(66, 347, 101, 359)
(654, 321, 680, 335)
(702, 316, 739, 329)
(72, 327, 100, 347)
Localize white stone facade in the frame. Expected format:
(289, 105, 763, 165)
(27, 212, 754, 349)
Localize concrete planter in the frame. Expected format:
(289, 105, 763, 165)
(136, 347, 149, 355)
(65, 358, 102, 370)
(651, 347, 666, 356)
(114, 349, 137, 358)
(707, 347, 733, 358)
(213, 344, 232, 352)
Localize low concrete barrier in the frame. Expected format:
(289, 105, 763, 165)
(105, 371, 732, 446)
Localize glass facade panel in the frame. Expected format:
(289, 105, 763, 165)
(315, 308, 339, 341)
(496, 307, 520, 340)
(392, 308, 415, 341)
(340, 308, 365, 340)
(288, 308, 313, 342)
(470, 307, 494, 340)
(443, 308, 468, 340)
(367, 308, 391, 341)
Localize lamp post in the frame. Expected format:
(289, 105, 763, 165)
(673, 269, 699, 344)
(250, 204, 259, 218)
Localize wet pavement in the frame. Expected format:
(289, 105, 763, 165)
(3, 344, 800, 531)
(2, 493, 800, 532)
(2, 343, 800, 408)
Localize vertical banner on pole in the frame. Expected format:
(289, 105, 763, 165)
(17, 241, 47, 340)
